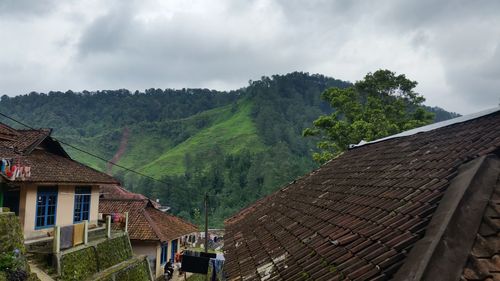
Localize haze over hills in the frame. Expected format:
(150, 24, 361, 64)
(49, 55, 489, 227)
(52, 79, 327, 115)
(0, 72, 459, 226)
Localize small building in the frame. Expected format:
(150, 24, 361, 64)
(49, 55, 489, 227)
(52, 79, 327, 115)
(223, 108, 500, 280)
(99, 185, 198, 279)
(0, 123, 119, 240)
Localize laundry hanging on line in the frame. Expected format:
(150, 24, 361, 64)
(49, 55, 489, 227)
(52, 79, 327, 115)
(0, 158, 31, 181)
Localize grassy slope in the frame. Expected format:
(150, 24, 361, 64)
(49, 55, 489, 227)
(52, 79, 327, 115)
(60, 99, 264, 180)
(62, 133, 117, 171)
(134, 100, 265, 177)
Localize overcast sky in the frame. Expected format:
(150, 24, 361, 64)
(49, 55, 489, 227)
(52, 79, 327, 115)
(1, 0, 499, 114)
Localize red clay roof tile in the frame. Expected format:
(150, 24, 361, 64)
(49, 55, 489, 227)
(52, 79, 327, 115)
(0, 123, 117, 184)
(99, 189, 197, 242)
(223, 110, 500, 280)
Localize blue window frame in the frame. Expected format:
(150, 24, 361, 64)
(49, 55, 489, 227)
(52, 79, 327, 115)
(160, 243, 168, 265)
(74, 186, 91, 223)
(35, 186, 58, 229)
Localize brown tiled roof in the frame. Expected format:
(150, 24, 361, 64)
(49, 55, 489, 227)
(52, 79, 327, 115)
(223, 110, 500, 281)
(0, 126, 50, 153)
(146, 206, 199, 242)
(0, 122, 118, 184)
(100, 185, 148, 200)
(14, 149, 118, 184)
(461, 174, 500, 281)
(99, 195, 197, 242)
(99, 199, 159, 240)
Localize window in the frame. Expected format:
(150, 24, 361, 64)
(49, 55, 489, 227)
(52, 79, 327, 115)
(160, 243, 168, 265)
(74, 186, 91, 223)
(35, 186, 58, 229)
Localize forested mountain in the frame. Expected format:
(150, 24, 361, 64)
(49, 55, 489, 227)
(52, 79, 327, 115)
(0, 72, 459, 227)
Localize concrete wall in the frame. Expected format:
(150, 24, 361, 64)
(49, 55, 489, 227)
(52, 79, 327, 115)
(20, 184, 100, 239)
(131, 240, 162, 278)
(131, 239, 182, 279)
(90, 185, 99, 223)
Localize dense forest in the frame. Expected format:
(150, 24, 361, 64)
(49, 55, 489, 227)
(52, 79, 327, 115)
(0, 72, 459, 227)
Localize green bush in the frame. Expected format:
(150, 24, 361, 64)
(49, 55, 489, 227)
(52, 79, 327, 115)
(0, 253, 16, 272)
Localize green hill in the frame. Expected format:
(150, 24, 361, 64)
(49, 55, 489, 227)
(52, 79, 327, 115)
(0, 72, 458, 227)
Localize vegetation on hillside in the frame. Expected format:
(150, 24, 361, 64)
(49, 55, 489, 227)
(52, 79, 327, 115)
(304, 70, 436, 162)
(0, 72, 458, 227)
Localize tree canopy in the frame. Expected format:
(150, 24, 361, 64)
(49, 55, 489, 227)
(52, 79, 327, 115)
(303, 69, 435, 163)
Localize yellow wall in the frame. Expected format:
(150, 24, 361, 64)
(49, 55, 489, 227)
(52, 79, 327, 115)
(156, 243, 163, 278)
(90, 186, 99, 223)
(21, 184, 100, 239)
(57, 185, 74, 227)
(128, 239, 183, 278)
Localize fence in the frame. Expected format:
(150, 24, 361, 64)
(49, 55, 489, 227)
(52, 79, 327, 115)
(53, 212, 128, 254)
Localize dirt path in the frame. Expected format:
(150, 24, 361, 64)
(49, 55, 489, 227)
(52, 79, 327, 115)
(28, 262, 55, 281)
(107, 127, 130, 174)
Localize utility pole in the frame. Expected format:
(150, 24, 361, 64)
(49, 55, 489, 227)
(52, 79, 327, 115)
(204, 192, 209, 254)
(204, 192, 209, 281)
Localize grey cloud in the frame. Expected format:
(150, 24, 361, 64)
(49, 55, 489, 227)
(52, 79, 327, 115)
(0, 0, 57, 17)
(1, 0, 499, 113)
(74, 1, 317, 90)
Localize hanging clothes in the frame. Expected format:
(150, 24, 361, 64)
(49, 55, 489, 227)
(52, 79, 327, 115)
(73, 223, 85, 246)
(211, 261, 217, 281)
(60, 225, 74, 250)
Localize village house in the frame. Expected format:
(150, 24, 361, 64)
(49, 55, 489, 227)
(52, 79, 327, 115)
(0, 123, 119, 240)
(99, 184, 198, 279)
(223, 108, 500, 280)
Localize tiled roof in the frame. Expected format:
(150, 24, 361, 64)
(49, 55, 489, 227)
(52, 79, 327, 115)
(0, 125, 50, 153)
(99, 199, 159, 240)
(0, 122, 118, 184)
(146, 206, 199, 242)
(14, 149, 118, 184)
(461, 174, 500, 281)
(100, 185, 148, 200)
(223, 110, 500, 281)
(99, 191, 197, 242)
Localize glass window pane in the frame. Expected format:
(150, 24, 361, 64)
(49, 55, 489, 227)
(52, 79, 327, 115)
(37, 186, 58, 228)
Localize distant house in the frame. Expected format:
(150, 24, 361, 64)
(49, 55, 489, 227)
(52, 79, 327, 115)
(99, 185, 198, 279)
(0, 123, 118, 239)
(223, 108, 500, 280)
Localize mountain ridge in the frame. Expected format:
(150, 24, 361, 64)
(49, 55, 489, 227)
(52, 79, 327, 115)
(0, 72, 459, 226)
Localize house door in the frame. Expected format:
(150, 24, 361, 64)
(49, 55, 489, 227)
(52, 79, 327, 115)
(171, 239, 178, 261)
(3, 187, 20, 215)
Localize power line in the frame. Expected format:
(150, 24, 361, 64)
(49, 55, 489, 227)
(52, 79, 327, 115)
(0, 111, 168, 185)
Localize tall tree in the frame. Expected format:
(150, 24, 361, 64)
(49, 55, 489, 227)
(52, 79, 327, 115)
(304, 69, 434, 163)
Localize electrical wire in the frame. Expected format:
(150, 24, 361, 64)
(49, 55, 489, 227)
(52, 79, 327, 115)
(0, 111, 168, 185)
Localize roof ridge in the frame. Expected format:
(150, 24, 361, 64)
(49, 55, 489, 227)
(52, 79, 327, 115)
(141, 208, 164, 242)
(351, 106, 500, 149)
(22, 129, 51, 155)
(146, 205, 198, 228)
(393, 155, 500, 280)
(0, 123, 21, 136)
